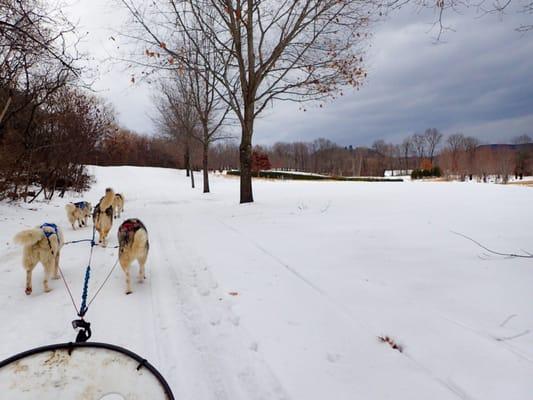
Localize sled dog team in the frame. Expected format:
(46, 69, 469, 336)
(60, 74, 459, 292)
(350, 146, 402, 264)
(13, 188, 148, 295)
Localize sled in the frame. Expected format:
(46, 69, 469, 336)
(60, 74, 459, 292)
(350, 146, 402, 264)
(0, 342, 174, 399)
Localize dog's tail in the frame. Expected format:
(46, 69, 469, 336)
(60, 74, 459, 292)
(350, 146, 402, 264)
(13, 228, 44, 246)
(132, 228, 149, 253)
(124, 228, 150, 253)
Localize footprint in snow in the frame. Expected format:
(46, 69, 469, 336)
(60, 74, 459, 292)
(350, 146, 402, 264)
(326, 353, 341, 363)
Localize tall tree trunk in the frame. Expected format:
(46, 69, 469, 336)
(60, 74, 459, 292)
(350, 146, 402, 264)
(239, 120, 253, 203)
(190, 166, 195, 188)
(184, 141, 190, 177)
(202, 141, 209, 193)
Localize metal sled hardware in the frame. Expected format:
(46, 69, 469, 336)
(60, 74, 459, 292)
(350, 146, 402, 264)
(0, 342, 174, 399)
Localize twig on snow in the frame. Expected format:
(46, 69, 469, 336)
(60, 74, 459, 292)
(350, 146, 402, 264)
(451, 231, 533, 259)
(499, 314, 517, 327)
(495, 330, 530, 342)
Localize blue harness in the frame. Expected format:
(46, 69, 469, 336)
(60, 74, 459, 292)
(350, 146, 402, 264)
(40, 223, 59, 239)
(74, 201, 86, 209)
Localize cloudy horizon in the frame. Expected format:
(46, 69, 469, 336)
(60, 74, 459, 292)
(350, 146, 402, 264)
(68, 1, 533, 148)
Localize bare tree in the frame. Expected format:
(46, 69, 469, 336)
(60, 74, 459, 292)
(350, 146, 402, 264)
(177, 37, 233, 193)
(154, 79, 199, 188)
(0, 0, 81, 129)
(412, 133, 426, 167)
(120, 0, 373, 203)
(423, 128, 443, 165)
(497, 147, 515, 183)
(387, 0, 533, 39)
(510, 134, 532, 178)
(372, 139, 396, 175)
(463, 136, 480, 179)
(400, 136, 414, 173)
(512, 134, 532, 144)
(446, 133, 466, 174)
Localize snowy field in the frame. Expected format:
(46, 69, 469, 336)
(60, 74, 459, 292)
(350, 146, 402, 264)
(1, 165, 532, 399)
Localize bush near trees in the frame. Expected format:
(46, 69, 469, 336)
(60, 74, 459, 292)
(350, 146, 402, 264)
(251, 151, 272, 173)
(411, 167, 442, 180)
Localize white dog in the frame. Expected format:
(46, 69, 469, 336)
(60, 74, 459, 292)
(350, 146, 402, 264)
(65, 201, 92, 230)
(117, 218, 149, 294)
(13, 223, 64, 295)
(93, 188, 114, 246)
(113, 193, 125, 219)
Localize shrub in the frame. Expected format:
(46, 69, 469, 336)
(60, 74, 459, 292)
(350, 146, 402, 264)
(432, 166, 442, 177)
(411, 166, 442, 180)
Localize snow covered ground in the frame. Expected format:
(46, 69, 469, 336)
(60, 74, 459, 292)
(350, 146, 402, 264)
(1, 165, 532, 399)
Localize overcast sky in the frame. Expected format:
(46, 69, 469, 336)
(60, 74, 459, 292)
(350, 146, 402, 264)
(68, 1, 533, 147)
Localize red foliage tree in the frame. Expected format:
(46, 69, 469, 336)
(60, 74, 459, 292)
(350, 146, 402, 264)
(252, 151, 272, 173)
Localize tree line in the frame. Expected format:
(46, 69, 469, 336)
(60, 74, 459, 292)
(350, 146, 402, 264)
(3, 0, 531, 202)
(235, 130, 532, 181)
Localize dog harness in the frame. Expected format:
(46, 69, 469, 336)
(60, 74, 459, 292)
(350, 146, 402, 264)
(118, 219, 147, 250)
(40, 223, 59, 238)
(74, 201, 87, 209)
(40, 223, 59, 255)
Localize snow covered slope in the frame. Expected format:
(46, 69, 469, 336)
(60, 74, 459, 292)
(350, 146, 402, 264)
(1, 166, 532, 399)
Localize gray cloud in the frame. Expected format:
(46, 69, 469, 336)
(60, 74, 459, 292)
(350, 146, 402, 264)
(68, 1, 533, 146)
(255, 7, 533, 146)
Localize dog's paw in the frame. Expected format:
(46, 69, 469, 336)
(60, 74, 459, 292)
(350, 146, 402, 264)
(25, 287, 32, 295)
(44, 287, 52, 293)
(52, 275, 60, 280)
(125, 290, 132, 295)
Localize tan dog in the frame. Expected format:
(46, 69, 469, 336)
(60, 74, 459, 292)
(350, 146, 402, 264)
(92, 188, 114, 246)
(65, 201, 92, 230)
(117, 218, 149, 294)
(13, 223, 64, 295)
(113, 193, 125, 219)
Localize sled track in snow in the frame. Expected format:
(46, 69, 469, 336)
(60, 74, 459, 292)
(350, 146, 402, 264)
(146, 211, 290, 400)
